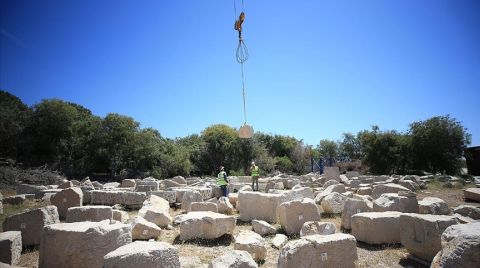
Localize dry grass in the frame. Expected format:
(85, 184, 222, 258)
(417, 181, 477, 208)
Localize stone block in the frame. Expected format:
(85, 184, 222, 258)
(39, 221, 131, 268)
(278, 233, 357, 268)
(341, 197, 373, 230)
(209, 250, 257, 268)
(418, 197, 449, 215)
(177, 211, 236, 241)
(300, 221, 335, 237)
(188, 202, 218, 213)
(351, 212, 403, 245)
(234, 231, 267, 261)
(2, 206, 59, 246)
(399, 213, 459, 262)
(277, 198, 321, 236)
(51, 187, 83, 219)
(237, 191, 284, 223)
(103, 241, 180, 268)
(373, 193, 419, 213)
(464, 188, 480, 202)
(431, 222, 480, 268)
(66, 205, 113, 223)
(0, 231, 21, 265)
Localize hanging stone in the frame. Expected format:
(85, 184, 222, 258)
(238, 124, 254, 138)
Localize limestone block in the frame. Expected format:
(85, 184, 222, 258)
(351, 212, 403, 245)
(277, 198, 321, 236)
(209, 250, 258, 268)
(177, 212, 236, 241)
(66, 205, 112, 223)
(341, 197, 373, 230)
(39, 221, 131, 268)
(181, 190, 203, 210)
(418, 197, 449, 215)
(251, 220, 276, 236)
(237, 191, 284, 223)
(357, 187, 372, 196)
(452, 205, 480, 220)
(58, 181, 73, 189)
(121, 179, 136, 188)
(431, 222, 480, 268)
(2, 196, 25, 206)
(171, 176, 187, 185)
(112, 209, 129, 223)
(51, 187, 83, 219)
(323, 167, 340, 181)
(16, 184, 47, 199)
(371, 183, 410, 199)
(234, 231, 267, 261)
(277, 233, 357, 268)
(373, 192, 419, 213)
(0, 231, 21, 265)
(323, 180, 340, 189)
(399, 213, 458, 262)
(188, 202, 218, 213)
(217, 196, 234, 215)
(300, 221, 335, 237)
(464, 188, 480, 202)
(314, 184, 346, 204)
(151, 191, 176, 203)
(104, 241, 180, 268)
(192, 187, 213, 200)
(271, 234, 288, 249)
(2, 206, 59, 246)
(131, 217, 162, 240)
(320, 192, 348, 214)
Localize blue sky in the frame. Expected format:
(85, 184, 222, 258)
(1, 0, 479, 146)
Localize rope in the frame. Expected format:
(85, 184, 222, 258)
(241, 63, 247, 125)
(234, 0, 248, 126)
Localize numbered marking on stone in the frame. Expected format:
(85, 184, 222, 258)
(20, 223, 26, 229)
(325, 225, 330, 230)
(298, 215, 304, 220)
(63, 198, 67, 203)
(356, 209, 361, 213)
(321, 252, 328, 261)
(142, 230, 148, 235)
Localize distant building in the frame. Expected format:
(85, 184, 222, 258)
(465, 146, 480, 176)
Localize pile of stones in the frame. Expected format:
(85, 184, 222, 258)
(0, 169, 479, 268)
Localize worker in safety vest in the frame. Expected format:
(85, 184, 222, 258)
(250, 161, 259, 191)
(217, 166, 228, 197)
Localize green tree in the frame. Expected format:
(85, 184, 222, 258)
(338, 132, 362, 161)
(317, 139, 338, 160)
(201, 124, 239, 173)
(409, 115, 471, 174)
(176, 134, 206, 175)
(100, 113, 139, 177)
(270, 135, 298, 157)
(0, 90, 31, 159)
(359, 127, 406, 175)
(275, 156, 294, 173)
(24, 99, 87, 169)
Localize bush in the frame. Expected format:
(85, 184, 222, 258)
(275, 156, 294, 173)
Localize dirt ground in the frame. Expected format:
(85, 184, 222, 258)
(1, 182, 477, 268)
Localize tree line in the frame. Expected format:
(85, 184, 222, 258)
(0, 90, 472, 180)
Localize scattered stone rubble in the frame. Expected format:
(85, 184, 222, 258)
(1, 172, 478, 267)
